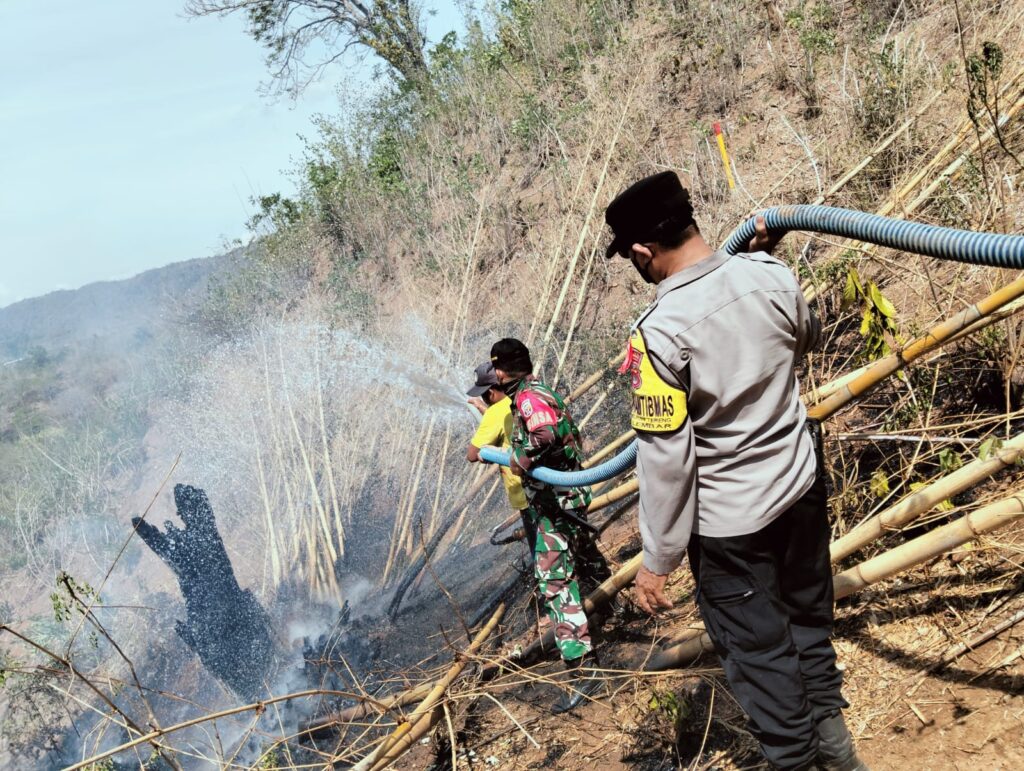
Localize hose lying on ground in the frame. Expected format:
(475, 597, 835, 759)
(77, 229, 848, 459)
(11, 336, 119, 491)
(481, 205, 1024, 486)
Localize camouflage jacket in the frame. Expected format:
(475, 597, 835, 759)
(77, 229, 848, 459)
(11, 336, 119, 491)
(507, 376, 592, 510)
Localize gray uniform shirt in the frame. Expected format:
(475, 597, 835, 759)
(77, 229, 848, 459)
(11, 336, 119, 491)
(635, 249, 820, 574)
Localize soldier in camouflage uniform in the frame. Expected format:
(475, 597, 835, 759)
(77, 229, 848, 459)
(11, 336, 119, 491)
(489, 338, 610, 713)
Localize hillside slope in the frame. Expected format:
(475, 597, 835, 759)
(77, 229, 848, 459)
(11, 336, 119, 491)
(0, 250, 233, 358)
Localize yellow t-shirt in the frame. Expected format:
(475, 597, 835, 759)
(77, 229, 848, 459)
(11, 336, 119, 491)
(470, 397, 528, 510)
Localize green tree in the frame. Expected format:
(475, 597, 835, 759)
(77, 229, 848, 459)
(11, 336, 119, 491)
(186, 0, 431, 95)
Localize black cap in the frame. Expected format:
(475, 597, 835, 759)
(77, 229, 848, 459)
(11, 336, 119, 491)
(604, 171, 694, 258)
(466, 362, 499, 397)
(490, 338, 533, 373)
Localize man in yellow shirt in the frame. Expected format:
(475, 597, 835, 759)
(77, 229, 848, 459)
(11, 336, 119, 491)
(465, 361, 535, 557)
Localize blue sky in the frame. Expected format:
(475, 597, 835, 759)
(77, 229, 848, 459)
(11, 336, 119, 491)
(0, 1, 459, 308)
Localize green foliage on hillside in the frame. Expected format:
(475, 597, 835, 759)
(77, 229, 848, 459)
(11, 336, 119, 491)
(0, 353, 148, 573)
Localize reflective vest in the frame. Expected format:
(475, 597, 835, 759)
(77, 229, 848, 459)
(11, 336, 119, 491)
(621, 328, 688, 433)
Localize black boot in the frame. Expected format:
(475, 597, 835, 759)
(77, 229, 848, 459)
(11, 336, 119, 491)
(551, 653, 604, 714)
(815, 711, 870, 771)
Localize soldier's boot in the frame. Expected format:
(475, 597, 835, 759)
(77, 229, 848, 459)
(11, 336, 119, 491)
(551, 652, 604, 714)
(815, 711, 870, 771)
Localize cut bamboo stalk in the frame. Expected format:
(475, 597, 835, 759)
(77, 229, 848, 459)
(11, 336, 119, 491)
(383, 483, 413, 583)
(806, 296, 1024, 405)
(402, 419, 439, 554)
(527, 128, 601, 346)
(583, 429, 637, 468)
(801, 67, 1024, 300)
(537, 85, 635, 367)
(446, 190, 489, 360)
(804, 367, 865, 405)
(352, 603, 506, 771)
(648, 491, 1024, 670)
(578, 380, 615, 431)
(314, 341, 345, 558)
(809, 277, 1024, 421)
(278, 340, 338, 568)
(923, 607, 1024, 675)
(427, 422, 453, 539)
(260, 335, 302, 567)
(301, 681, 436, 735)
(833, 493, 1024, 599)
(587, 479, 639, 513)
(567, 351, 628, 404)
(366, 710, 441, 771)
(63, 689, 370, 771)
(831, 431, 1024, 562)
(250, 412, 282, 585)
(901, 89, 1024, 216)
(448, 475, 502, 550)
(815, 90, 944, 203)
(386, 416, 437, 581)
(552, 230, 602, 390)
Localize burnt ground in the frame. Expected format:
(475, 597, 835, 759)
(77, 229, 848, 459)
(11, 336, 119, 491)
(348, 515, 1024, 771)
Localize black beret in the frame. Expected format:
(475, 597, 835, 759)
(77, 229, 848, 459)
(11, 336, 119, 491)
(604, 171, 694, 258)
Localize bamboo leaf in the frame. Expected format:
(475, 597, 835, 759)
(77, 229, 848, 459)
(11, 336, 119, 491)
(869, 282, 898, 319)
(939, 447, 963, 473)
(978, 436, 1003, 460)
(842, 268, 862, 309)
(860, 308, 873, 336)
(870, 469, 890, 497)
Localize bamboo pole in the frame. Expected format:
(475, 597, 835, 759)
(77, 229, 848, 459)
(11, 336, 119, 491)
(567, 351, 628, 404)
(260, 335, 304, 573)
(583, 429, 636, 468)
(801, 67, 1024, 300)
(809, 277, 1024, 421)
(301, 681, 436, 734)
(806, 295, 1024, 405)
(831, 431, 1024, 562)
(814, 90, 945, 203)
(446, 189, 489, 360)
(923, 607, 1024, 674)
(314, 341, 345, 558)
(401, 418, 438, 554)
(448, 475, 502, 549)
(587, 478, 639, 513)
(249, 411, 282, 585)
(427, 422, 453, 539)
(578, 380, 616, 431)
(537, 83, 636, 367)
(384, 416, 437, 582)
(278, 339, 339, 574)
(647, 491, 1024, 670)
(833, 493, 1024, 599)
(350, 603, 506, 771)
(387, 468, 499, 617)
(63, 689, 377, 771)
(901, 88, 1024, 216)
(527, 128, 601, 346)
(552, 230, 603, 390)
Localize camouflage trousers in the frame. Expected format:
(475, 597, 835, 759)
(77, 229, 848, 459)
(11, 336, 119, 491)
(528, 492, 610, 662)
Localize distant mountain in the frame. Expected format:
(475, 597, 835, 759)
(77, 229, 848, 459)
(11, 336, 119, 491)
(0, 250, 237, 358)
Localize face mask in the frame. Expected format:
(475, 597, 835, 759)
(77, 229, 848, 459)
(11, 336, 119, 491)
(498, 376, 523, 395)
(630, 253, 656, 284)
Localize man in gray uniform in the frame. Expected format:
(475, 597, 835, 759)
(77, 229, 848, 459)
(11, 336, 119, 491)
(604, 171, 866, 771)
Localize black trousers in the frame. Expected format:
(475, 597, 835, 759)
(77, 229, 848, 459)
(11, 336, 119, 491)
(688, 474, 847, 769)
